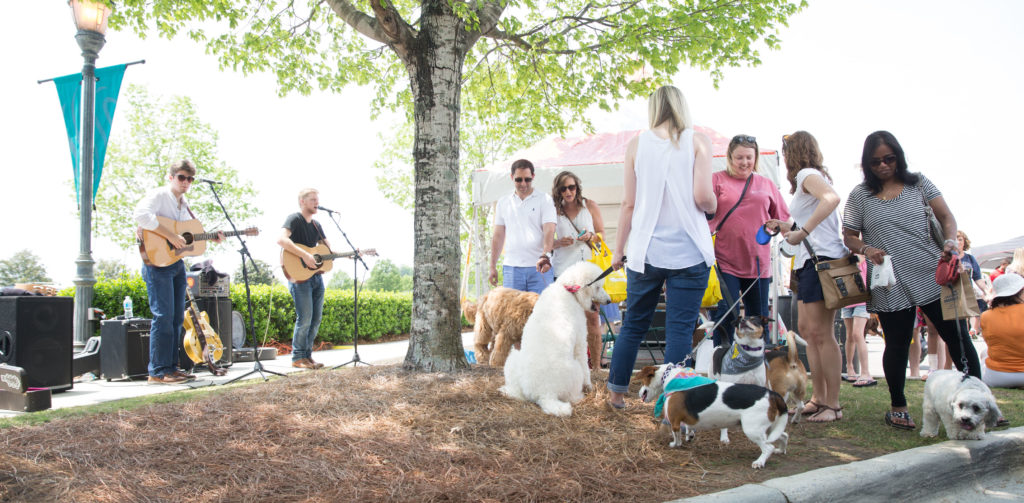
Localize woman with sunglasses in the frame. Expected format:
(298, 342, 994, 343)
(550, 170, 606, 370)
(764, 131, 846, 423)
(707, 135, 790, 346)
(841, 130, 981, 431)
(606, 85, 717, 409)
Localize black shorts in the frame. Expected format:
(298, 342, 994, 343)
(795, 257, 838, 304)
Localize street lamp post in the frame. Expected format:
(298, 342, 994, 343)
(69, 0, 111, 351)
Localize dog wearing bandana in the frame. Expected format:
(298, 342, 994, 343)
(712, 316, 769, 444)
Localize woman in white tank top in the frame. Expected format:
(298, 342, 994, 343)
(606, 85, 718, 409)
(550, 171, 607, 370)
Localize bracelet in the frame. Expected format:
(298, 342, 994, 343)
(859, 244, 869, 255)
(943, 239, 957, 248)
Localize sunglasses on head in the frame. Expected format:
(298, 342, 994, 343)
(514, 177, 533, 183)
(559, 184, 577, 193)
(731, 135, 756, 144)
(869, 154, 898, 168)
(176, 174, 195, 183)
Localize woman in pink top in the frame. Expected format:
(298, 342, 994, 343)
(707, 135, 790, 346)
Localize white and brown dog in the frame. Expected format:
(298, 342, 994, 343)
(921, 370, 1003, 440)
(635, 363, 790, 469)
(500, 262, 612, 417)
(765, 330, 809, 422)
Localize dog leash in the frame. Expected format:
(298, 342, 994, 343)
(706, 256, 763, 335)
(587, 257, 625, 287)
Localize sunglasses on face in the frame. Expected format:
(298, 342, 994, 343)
(559, 184, 578, 193)
(514, 177, 533, 183)
(731, 135, 756, 144)
(869, 154, 898, 168)
(175, 174, 195, 183)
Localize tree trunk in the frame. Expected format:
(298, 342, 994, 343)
(403, 5, 471, 371)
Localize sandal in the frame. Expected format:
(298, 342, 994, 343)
(808, 406, 843, 423)
(802, 400, 825, 416)
(885, 411, 916, 430)
(853, 378, 878, 387)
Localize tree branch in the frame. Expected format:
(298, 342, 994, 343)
(325, 0, 414, 59)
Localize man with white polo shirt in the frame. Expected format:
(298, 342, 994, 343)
(488, 159, 557, 293)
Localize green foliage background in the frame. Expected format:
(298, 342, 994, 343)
(60, 277, 412, 344)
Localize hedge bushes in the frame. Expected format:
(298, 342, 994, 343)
(61, 276, 412, 344)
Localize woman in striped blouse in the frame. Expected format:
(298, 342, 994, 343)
(842, 130, 981, 431)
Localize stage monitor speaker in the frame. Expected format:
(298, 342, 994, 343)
(179, 297, 233, 369)
(0, 296, 73, 392)
(100, 318, 151, 381)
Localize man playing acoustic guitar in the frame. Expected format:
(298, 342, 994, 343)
(277, 188, 329, 369)
(134, 160, 224, 384)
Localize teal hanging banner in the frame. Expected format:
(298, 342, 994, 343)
(53, 63, 127, 204)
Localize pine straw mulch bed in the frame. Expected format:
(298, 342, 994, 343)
(0, 366, 884, 502)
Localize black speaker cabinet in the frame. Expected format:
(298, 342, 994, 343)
(179, 297, 233, 368)
(0, 296, 74, 392)
(100, 318, 151, 381)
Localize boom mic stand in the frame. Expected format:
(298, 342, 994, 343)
(320, 208, 372, 368)
(200, 180, 286, 384)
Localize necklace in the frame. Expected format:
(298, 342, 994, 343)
(877, 183, 904, 201)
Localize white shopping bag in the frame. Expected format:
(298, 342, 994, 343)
(871, 255, 896, 290)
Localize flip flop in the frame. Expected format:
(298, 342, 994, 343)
(842, 375, 858, 383)
(808, 406, 842, 423)
(853, 378, 878, 387)
(885, 411, 916, 430)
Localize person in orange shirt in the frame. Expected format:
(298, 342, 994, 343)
(979, 273, 1024, 389)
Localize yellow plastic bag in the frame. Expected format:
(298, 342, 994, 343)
(588, 234, 628, 303)
(701, 235, 724, 308)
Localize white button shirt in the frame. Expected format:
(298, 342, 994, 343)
(134, 186, 193, 230)
(494, 190, 557, 267)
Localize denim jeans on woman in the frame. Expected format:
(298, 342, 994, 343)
(710, 270, 771, 346)
(606, 262, 710, 394)
(289, 273, 325, 361)
(142, 261, 187, 377)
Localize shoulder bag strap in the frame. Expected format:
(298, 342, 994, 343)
(714, 174, 753, 234)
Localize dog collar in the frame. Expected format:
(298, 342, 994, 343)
(661, 362, 684, 386)
(563, 284, 581, 293)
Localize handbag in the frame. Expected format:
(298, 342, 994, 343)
(702, 175, 753, 308)
(802, 239, 871, 310)
(588, 234, 627, 303)
(916, 184, 945, 248)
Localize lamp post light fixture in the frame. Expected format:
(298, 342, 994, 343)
(69, 0, 111, 351)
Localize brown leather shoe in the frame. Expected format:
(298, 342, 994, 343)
(172, 370, 197, 381)
(308, 358, 325, 369)
(148, 374, 187, 384)
(292, 358, 316, 369)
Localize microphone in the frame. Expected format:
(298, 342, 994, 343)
(198, 178, 223, 184)
(317, 205, 336, 214)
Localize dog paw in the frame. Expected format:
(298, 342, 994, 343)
(668, 441, 681, 448)
(751, 460, 765, 469)
(919, 430, 937, 438)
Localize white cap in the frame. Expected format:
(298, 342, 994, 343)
(992, 273, 1024, 299)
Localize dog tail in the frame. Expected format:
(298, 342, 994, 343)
(785, 330, 805, 368)
(766, 391, 789, 442)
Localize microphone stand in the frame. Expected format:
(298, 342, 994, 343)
(320, 208, 372, 368)
(200, 180, 286, 384)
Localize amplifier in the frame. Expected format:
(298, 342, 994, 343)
(100, 318, 151, 381)
(186, 271, 230, 297)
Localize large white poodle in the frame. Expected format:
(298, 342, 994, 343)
(500, 262, 612, 416)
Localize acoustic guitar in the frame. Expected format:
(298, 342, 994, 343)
(182, 289, 227, 376)
(138, 216, 259, 267)
(281, 243, 377, 283)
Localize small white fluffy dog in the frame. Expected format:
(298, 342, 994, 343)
(921, 370, 1003, 440)
(500, 262, 612, 417)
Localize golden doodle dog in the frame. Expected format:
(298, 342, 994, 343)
(470, 287, 539, 366)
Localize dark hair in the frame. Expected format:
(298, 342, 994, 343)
(510, 159, 535, 176)
(991, 295, 1023, 309)
(859, 131, 919, 195)
(551, 171, 585, 216)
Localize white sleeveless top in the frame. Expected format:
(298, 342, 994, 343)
(552, 202, 595, 277)
(626, 129, 715, 274)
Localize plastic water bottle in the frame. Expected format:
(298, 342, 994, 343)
(123, 296, 133, 319)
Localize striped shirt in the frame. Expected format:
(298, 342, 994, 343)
(842, 175, 943, 312)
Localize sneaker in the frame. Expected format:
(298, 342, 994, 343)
(148, 374, 187, 384)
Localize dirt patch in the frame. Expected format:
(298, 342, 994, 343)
(0, 366, 887, 502)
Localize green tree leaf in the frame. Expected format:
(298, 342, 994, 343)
(234, 259, 279, 286)
(0, 250, 51, 285)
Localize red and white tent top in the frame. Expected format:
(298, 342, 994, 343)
(471, 127, 780, 206)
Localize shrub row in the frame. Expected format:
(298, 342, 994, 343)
(60, 276, 413, 344)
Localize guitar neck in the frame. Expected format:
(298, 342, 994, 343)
(191, 229, 249, 242)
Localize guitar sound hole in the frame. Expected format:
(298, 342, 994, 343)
(182, 233, 195, 245)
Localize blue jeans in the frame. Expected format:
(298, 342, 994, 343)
(607, 262, 710, 394)
(502, 265, 552, 294)
(710, 271, 771, 346)
(142, 262, 186, 377)
(290, 273, 325, 361)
